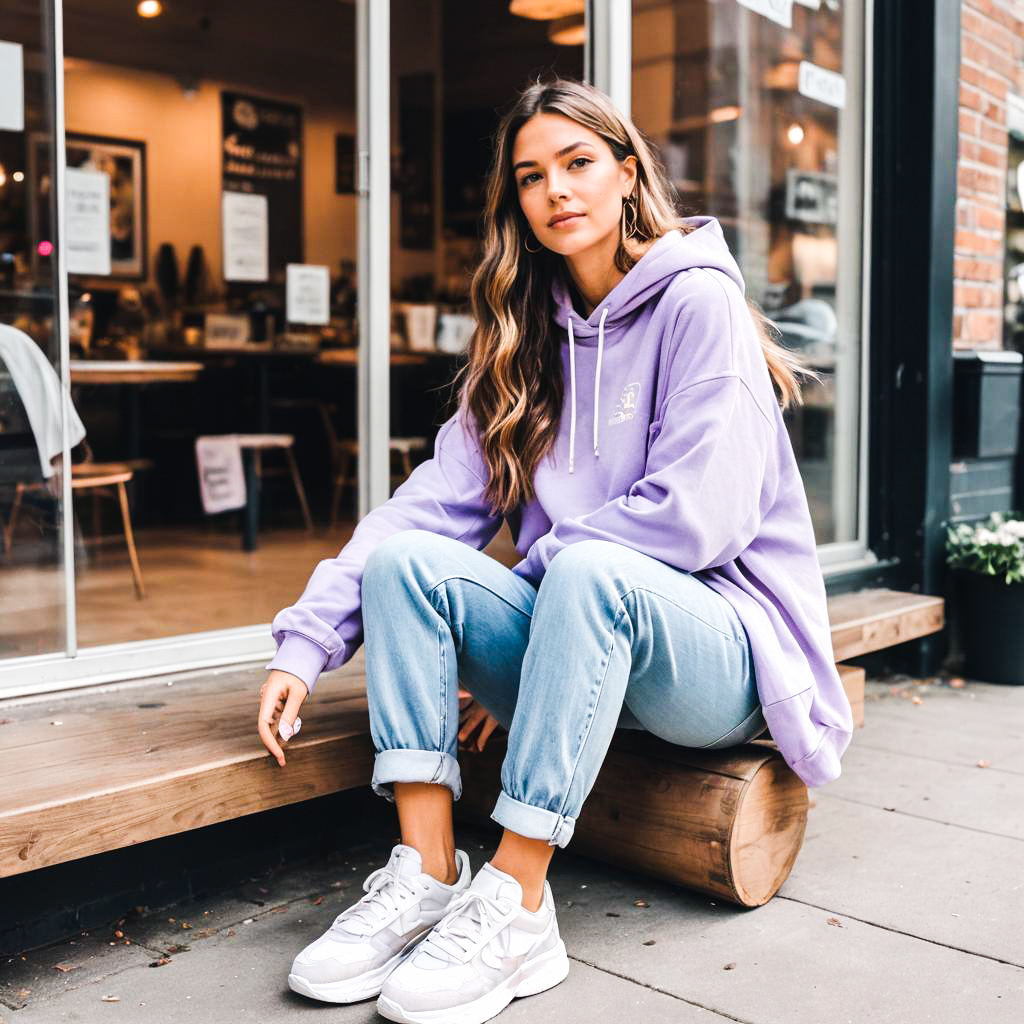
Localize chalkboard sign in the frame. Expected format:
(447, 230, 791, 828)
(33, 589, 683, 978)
(221, 91, 303, 279)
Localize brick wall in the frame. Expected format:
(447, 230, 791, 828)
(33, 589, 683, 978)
(955, 0, 1024, 350)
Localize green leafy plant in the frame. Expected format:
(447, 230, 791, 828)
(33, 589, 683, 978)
(946, 511, 1024, 585)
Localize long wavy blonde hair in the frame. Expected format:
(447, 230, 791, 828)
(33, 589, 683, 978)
(452, 77, 817, 518)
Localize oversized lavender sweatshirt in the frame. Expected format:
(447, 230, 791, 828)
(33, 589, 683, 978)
(268, 216, 854, 788)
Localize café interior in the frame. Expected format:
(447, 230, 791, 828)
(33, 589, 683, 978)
(0, 0, 850, 667)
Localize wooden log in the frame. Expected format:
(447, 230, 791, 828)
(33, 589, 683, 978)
(456, 730, 808, 908)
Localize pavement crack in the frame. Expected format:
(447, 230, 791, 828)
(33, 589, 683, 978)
(775, 897, 1024, 970)
(567, 954, 761, 1022)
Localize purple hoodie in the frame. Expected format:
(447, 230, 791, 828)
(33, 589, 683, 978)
(268, 215, 854, 788)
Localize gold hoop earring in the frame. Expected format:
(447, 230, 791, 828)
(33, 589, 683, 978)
(523, 231, 542, 253)
(621, 197, 638, 240)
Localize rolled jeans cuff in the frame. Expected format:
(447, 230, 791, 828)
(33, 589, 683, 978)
(371, 749, 462, 803)
(491, 790, 576, 848)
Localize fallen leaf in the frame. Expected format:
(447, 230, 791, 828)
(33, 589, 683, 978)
(271, 906, 289, 914)
(633, 899, 649, 908)
(912, 696, 923, 705)
(148, 957, 172, 968)
(949, 677, 965, 688)
(100, 995, 120, 1002)
(54, 963, 77, 973)
(165, 944, 190, 955)
(114, 930, 124, 939)
(605, 912, 620, 918)
(723, 962, 737, 970)
(181, 923, 192, 929)
(977, 760, 990, 768)
(826, 917, 844, 928)
(310, 897, 323, 906)
(225, 929, 237, 937)
(643, 940, 656, 946)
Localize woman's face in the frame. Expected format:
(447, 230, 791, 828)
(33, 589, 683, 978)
(511, 112, 637, 259)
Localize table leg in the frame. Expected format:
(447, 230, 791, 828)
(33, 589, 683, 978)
(242, 447, 260, 551)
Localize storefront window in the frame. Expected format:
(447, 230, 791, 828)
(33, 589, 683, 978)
(388, 0, 584, 561)
(0, 4, 69, 660)
(631, 0, 864, 546)
(3, 1, 361, 664)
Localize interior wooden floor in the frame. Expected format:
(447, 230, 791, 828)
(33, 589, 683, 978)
(1, 520, 522, 659)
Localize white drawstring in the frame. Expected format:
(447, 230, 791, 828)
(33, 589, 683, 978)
(566, 306, 608, 474)
(567, 315, 577, 475)
(594, 307, 608, 458)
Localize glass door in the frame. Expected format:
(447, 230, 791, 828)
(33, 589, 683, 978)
(0, 1, 72, 666)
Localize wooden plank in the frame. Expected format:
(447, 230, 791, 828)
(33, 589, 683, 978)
(0, 683, 375, 878)
(837, 663, 866, 729)
(828, 590, 944, 661)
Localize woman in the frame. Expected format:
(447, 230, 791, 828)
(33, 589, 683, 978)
(257, 78, 853, 1024)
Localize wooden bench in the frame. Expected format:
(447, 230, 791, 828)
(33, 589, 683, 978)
(0, 589, 944, 907)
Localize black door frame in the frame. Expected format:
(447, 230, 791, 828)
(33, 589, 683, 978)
(826, 0, 959, 678)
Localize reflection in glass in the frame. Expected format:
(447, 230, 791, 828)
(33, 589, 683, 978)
(387, 0, 583, 568)
(0, 5, 68, 660)
(632, 0, 862, 544)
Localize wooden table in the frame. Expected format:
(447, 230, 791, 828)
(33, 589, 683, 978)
(69, 361, 205, 461)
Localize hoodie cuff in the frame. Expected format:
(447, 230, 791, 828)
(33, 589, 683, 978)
(265, 635, 331, 696)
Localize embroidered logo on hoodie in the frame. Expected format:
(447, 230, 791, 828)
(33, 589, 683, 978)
(608, 382, 641, 425)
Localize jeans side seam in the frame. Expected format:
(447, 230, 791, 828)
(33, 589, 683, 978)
(437, 620, 448, 752)
(553, 602, 628, 824)
(617, 584, 744, 644)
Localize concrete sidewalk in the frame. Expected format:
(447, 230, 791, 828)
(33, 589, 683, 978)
(3, 674, 1023, 1023)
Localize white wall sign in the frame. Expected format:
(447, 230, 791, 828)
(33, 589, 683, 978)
(736, 0, 793, 29)
(0, 41, 24, 132)
(793, 0, 821, 9)
(286, 264, 330, 325)
(798, 61, 846, 109)
(65, 168, 111, 275)
(222, 191, 268, 282)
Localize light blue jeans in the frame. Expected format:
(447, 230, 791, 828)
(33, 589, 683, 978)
(361, 530, 766, 848)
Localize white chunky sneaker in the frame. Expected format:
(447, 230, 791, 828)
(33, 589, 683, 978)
(287, 843, 471, 1004)
(376, 861, 570, 1024)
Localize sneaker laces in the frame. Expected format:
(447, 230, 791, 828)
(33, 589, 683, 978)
(421, 889, 513, 962)
(331, 862, 428, 938)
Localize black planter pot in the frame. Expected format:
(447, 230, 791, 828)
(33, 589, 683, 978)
(952, 568, 1024, 685)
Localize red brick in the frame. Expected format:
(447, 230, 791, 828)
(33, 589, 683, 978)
(976, 204, 1005, 232)
(964, 310, 1002, 342)
(977, 140, 1008, 167)
(979, 119, 1006, 146)
(960, 82, 983, 111)
(960, 110, 981, 137)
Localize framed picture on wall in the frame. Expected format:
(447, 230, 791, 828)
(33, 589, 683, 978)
(65, 133, 148, 279)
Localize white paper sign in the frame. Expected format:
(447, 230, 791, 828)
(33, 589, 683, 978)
(0, 41, 24, 132)
(794, 0, 821, 9)
(222, 191, 268, 282)
(286, 264, 330, 325)
(798, 61, 846, 109)
(736, 0, 793, 29)
(65, 168, 111, 275)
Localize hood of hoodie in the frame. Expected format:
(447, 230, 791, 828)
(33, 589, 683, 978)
(550, 214, 746, 474)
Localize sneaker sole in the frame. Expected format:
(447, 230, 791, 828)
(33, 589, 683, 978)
(376, 939, 570, 1024)
(288, 931, 428, 1004)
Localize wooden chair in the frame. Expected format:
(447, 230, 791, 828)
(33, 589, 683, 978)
(233, 434, 314, 535)
(316, 402, 428, 528)
(4, 460, 147, 599)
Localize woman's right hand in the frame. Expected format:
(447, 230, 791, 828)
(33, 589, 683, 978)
(257, 670, 309, 767)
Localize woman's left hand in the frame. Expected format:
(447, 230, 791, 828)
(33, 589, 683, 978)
(457, 688, 501, 753)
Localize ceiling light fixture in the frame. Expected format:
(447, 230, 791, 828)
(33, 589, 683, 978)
(509, 0, 584, 21)
(787, 121, 805, 145)
(548, 14, 585, 45)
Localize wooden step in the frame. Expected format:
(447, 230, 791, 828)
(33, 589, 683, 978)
(828, 589, 944, 661)
(0, 588, 943, 879)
